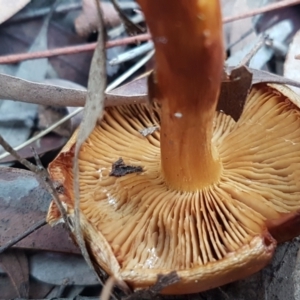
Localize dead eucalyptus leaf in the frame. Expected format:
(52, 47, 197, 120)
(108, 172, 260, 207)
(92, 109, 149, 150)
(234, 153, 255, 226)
(0, 73, 87, 107)
(0, 73, 146, 107)
(38, 106, 71, 137)
(29, 252, 98, 286)
(0, 250, 29, 298)
(39, 79, 86, 136)
(73, 2, 107, 284)
(0, 0, 30, 24)
(106, 74, 148, 101)
(0, 3, 54, 160)
(250, 67, 300, 88)
(2, 68, 300, 120)
(0, 133, 67, 163)
(218, 66, 252, 121)
(75, 1, 121, 38)
(0, 167, 79, 253)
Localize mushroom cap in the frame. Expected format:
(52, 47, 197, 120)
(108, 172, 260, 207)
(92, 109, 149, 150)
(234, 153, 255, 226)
(47, 83, 300, 294)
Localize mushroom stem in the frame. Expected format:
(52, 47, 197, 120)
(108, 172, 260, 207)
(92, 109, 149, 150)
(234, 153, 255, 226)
(138, 0, 224, 191)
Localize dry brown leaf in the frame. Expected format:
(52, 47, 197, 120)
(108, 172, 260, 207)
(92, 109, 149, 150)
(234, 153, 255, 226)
(75, 0, 121, 38)
(0, 0, 30, 24)
(218, 66, 252, 121)
(0, 72, 147, 107)
(72, 1, 107, 288)
(0, 250, 29, 298)
(284, 29, 300, 95)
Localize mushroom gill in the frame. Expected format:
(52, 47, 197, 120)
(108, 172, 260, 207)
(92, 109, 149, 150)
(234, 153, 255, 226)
(48, 83, 300, 293)
(47, 0, 300, 294)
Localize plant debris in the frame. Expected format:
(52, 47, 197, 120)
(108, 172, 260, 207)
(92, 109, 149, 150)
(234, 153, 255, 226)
(109, 158, 143, 177)
(123, 272, 180, 300)
(139, 125, 159, 136)
(218, 65, 252, 121)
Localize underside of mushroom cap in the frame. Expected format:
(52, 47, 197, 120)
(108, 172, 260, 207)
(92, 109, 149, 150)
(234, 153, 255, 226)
(47, 83, 300, 293)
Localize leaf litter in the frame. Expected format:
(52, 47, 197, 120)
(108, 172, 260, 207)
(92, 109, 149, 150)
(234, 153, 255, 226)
(2, 0, 300, 299)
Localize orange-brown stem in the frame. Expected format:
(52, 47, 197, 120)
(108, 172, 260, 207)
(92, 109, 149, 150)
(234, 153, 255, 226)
(138, 0, 224, 191)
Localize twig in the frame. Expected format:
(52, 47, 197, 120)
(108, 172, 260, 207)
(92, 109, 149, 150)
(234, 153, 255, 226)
(123, 272, 180, 300)
(0, 135, 70, 229)
(0, 108, 83, 161)
(0, 33, 151, 64)
(223, 0, 300, 23)
(0, 0, 298, 65)
(100, 276, 130, 300)
(237, 34, 267, 67)
(108, 49, 154, 91)
(107, 14, 144, 39)
(0, 219, 46, 254)
(109, 41, 154, 65)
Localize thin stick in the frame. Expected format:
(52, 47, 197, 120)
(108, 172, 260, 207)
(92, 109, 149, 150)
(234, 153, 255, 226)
(0, 1, 298, 65)
(223, 0, 300, 23)
(238, 34, 267, 67)
(0, 219, 47, 254)
(0, 108, 83, 160)
(0, 33, 151, 64)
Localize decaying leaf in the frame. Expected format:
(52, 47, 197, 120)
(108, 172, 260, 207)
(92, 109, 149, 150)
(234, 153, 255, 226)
(0, 133, 67, 163)
(0, 250, 29, 298)
(0, 167, 79, 254)
(0, 73, 87, 107)
(75, 1, 122, 38)
(0, 3, 52, 160)
(109, 158, 143, 177)
(29, 252, 98, 286)
(0, 0, 30, 24)
(73, 1, 107, 284)
(218, 66, 252, 121)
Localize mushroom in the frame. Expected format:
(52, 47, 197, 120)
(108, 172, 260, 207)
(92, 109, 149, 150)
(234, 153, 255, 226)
(47, 0, 300, 295)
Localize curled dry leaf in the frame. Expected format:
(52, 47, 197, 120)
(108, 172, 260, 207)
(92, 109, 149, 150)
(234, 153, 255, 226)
(75, 1, 121, 38)
(0, 0, 30, 24)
